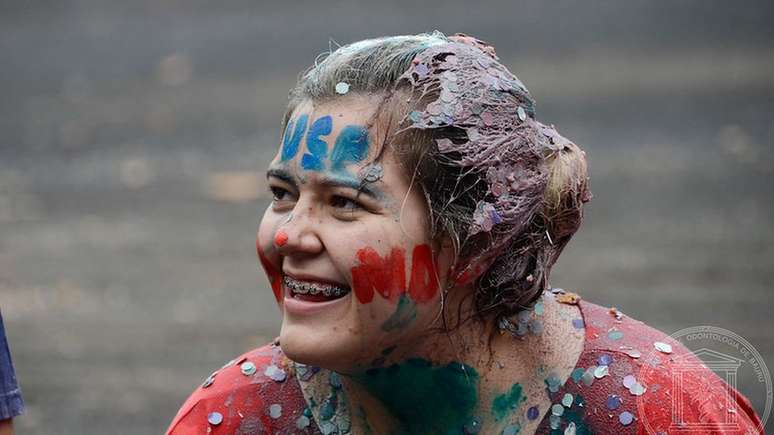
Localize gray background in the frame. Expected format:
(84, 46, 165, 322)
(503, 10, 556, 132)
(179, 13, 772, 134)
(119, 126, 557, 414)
(1, 1, 773, 433)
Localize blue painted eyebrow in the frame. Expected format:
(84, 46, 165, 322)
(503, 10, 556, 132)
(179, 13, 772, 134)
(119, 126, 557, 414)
(266, 167, 384, 200)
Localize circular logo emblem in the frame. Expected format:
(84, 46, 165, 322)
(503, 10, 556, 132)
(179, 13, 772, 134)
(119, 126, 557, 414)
(637, 325, 771, 434)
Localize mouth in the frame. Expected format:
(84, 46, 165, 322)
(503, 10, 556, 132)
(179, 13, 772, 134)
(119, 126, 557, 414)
(283, 275, 352, 303)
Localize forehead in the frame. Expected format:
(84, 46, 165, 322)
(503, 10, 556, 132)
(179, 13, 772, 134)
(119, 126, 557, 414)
(272, 95, 394, 173)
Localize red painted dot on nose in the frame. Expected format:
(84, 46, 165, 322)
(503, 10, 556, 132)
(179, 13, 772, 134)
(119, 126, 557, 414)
(274, 230, 288, 247)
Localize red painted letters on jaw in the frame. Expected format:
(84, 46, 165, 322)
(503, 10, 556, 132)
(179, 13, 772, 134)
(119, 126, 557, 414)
(351, 247, 406, 304)
(407, 244, 439, 303)
(351, 244, 439, 304)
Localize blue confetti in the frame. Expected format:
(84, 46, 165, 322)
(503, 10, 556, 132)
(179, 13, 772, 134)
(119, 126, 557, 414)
(619, 411, 635, 426)
(527, 405, 539, 420)
(606, 394, 622, 410)
(598, 354, 613, 366)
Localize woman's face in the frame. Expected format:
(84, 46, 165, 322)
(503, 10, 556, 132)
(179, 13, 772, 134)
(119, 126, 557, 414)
(257, 95, 452, 372)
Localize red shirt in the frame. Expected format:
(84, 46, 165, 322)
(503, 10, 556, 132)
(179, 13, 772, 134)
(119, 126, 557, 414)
(166, 297, 763, 434)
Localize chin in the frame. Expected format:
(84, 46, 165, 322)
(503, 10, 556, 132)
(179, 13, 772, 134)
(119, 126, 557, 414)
(279, 321, 369, 372)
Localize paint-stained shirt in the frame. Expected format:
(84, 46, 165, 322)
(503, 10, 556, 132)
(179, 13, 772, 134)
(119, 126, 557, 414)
(166, 298, 763, 434)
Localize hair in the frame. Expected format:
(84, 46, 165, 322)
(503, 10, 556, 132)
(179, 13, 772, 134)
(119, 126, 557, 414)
(282, 31, 592, 328)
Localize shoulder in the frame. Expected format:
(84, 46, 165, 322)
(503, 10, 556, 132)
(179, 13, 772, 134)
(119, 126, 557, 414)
(166, 343, 319, 435)
(536, 297, 763, 434)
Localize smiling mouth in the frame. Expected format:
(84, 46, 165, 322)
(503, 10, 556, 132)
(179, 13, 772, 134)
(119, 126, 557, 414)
(283, 275, 351, 302)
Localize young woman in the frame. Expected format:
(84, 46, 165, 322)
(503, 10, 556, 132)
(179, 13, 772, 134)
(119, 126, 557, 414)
(166, 33, 763, 434)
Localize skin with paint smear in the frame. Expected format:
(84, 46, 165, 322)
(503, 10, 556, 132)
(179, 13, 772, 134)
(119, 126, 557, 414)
(257, 94, 586, 434)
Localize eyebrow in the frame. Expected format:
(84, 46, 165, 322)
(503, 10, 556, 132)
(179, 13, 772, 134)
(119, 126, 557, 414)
(266, 167, 384, 199)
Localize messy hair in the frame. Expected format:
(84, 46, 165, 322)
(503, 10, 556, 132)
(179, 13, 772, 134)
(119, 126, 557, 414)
(283, 31, 592, 328)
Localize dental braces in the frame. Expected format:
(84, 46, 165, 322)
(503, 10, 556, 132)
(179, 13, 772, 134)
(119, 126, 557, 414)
(283, 276, 349, 297)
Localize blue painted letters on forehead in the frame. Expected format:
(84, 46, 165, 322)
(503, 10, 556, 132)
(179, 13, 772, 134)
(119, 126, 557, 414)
(281, 114, 370, 174)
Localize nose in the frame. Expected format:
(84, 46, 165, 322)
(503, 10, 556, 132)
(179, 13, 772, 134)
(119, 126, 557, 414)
(274, 208, 323, 256)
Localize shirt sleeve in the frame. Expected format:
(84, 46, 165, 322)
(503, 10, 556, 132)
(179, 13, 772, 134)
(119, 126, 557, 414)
(166, 345, 319, 435)
(0, 310, 25, 420)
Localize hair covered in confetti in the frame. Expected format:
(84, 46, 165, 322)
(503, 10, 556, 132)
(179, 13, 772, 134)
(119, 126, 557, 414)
(284, 31, 592, 325)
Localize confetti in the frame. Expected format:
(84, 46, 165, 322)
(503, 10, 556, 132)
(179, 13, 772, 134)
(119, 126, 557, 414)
(623, 374, 637, 389)
(572, 318, 585, 329)
(264, 364, 287, 382)
(597, 354, 613, 366)
(463, 416, 482, 434)
(551, 288, 565, 294)
(534, 301, 544, 315)
(608, 307, 624, 320)
(556, 292, 580, 305)
(296, 415, 311, 429)
(329, 372, 342, 389)
(335, 82, 350, 95)
(581, 368, 595, 386)
(545, 374, 562, 393)
(606, 394, 622, 410)
(561, 393, 574, 407)
(240, 361, 256, 376)
(503, 424, 521, 435)
(607, 329, 624, 341)
(654, 341, 673, 354)
(269, 404, 282, 419)
(527, 405, 540, 420)
(319, 421, 338, 435)
(593, 365, 609, 379)
(619, 411, 635, 426)
(624, 348, 641, 358)
(529, 319, 544, 335)
(564, 422, 576, 435)
(629, 382, 647, 396)
(202, 372, 217, 388)
(207, 411, 223, 426)
(320, 397, 337, 420)
(571, 368, 585, 383)
(551, 403, 565, 417)
(550, 415, 561, 430)
(517, 106, 527, 121)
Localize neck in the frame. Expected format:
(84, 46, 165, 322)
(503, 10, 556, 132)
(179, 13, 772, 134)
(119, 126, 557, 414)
(295, 291, 585, 435)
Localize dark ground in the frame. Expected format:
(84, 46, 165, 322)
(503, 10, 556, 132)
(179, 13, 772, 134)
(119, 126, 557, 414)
(1, 1, 773, 433)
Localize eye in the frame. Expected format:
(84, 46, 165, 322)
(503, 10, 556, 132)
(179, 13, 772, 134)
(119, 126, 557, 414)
(270, 186, 295, 202)
(330, 195, 362, 211)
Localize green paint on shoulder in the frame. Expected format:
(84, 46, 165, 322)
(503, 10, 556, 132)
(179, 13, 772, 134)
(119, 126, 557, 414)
(491, 383, 525, 421)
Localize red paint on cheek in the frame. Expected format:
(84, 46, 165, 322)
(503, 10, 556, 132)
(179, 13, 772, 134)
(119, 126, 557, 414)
(274, 230, 288, 247)
(256, 240, 282, 303)
(408, 244, 440, 303)
(351, 247, 406, 304)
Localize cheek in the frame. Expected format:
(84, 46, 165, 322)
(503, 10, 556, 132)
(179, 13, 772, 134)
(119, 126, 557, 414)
(257, 209, 283, 303)
(349, 243, 441, 308)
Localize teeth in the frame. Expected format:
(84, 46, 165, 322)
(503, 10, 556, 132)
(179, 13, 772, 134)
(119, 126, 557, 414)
(283, 276, 349, 297)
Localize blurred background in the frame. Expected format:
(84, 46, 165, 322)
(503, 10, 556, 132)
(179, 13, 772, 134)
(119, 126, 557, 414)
(1, 1, 773, 433)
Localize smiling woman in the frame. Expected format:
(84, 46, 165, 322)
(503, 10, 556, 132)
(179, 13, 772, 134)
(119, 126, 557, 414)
(166, 32, 763, 435)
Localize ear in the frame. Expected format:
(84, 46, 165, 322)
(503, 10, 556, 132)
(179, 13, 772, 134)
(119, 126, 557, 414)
(450, 255, 495, 286)
(435, 235, 493, 287)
